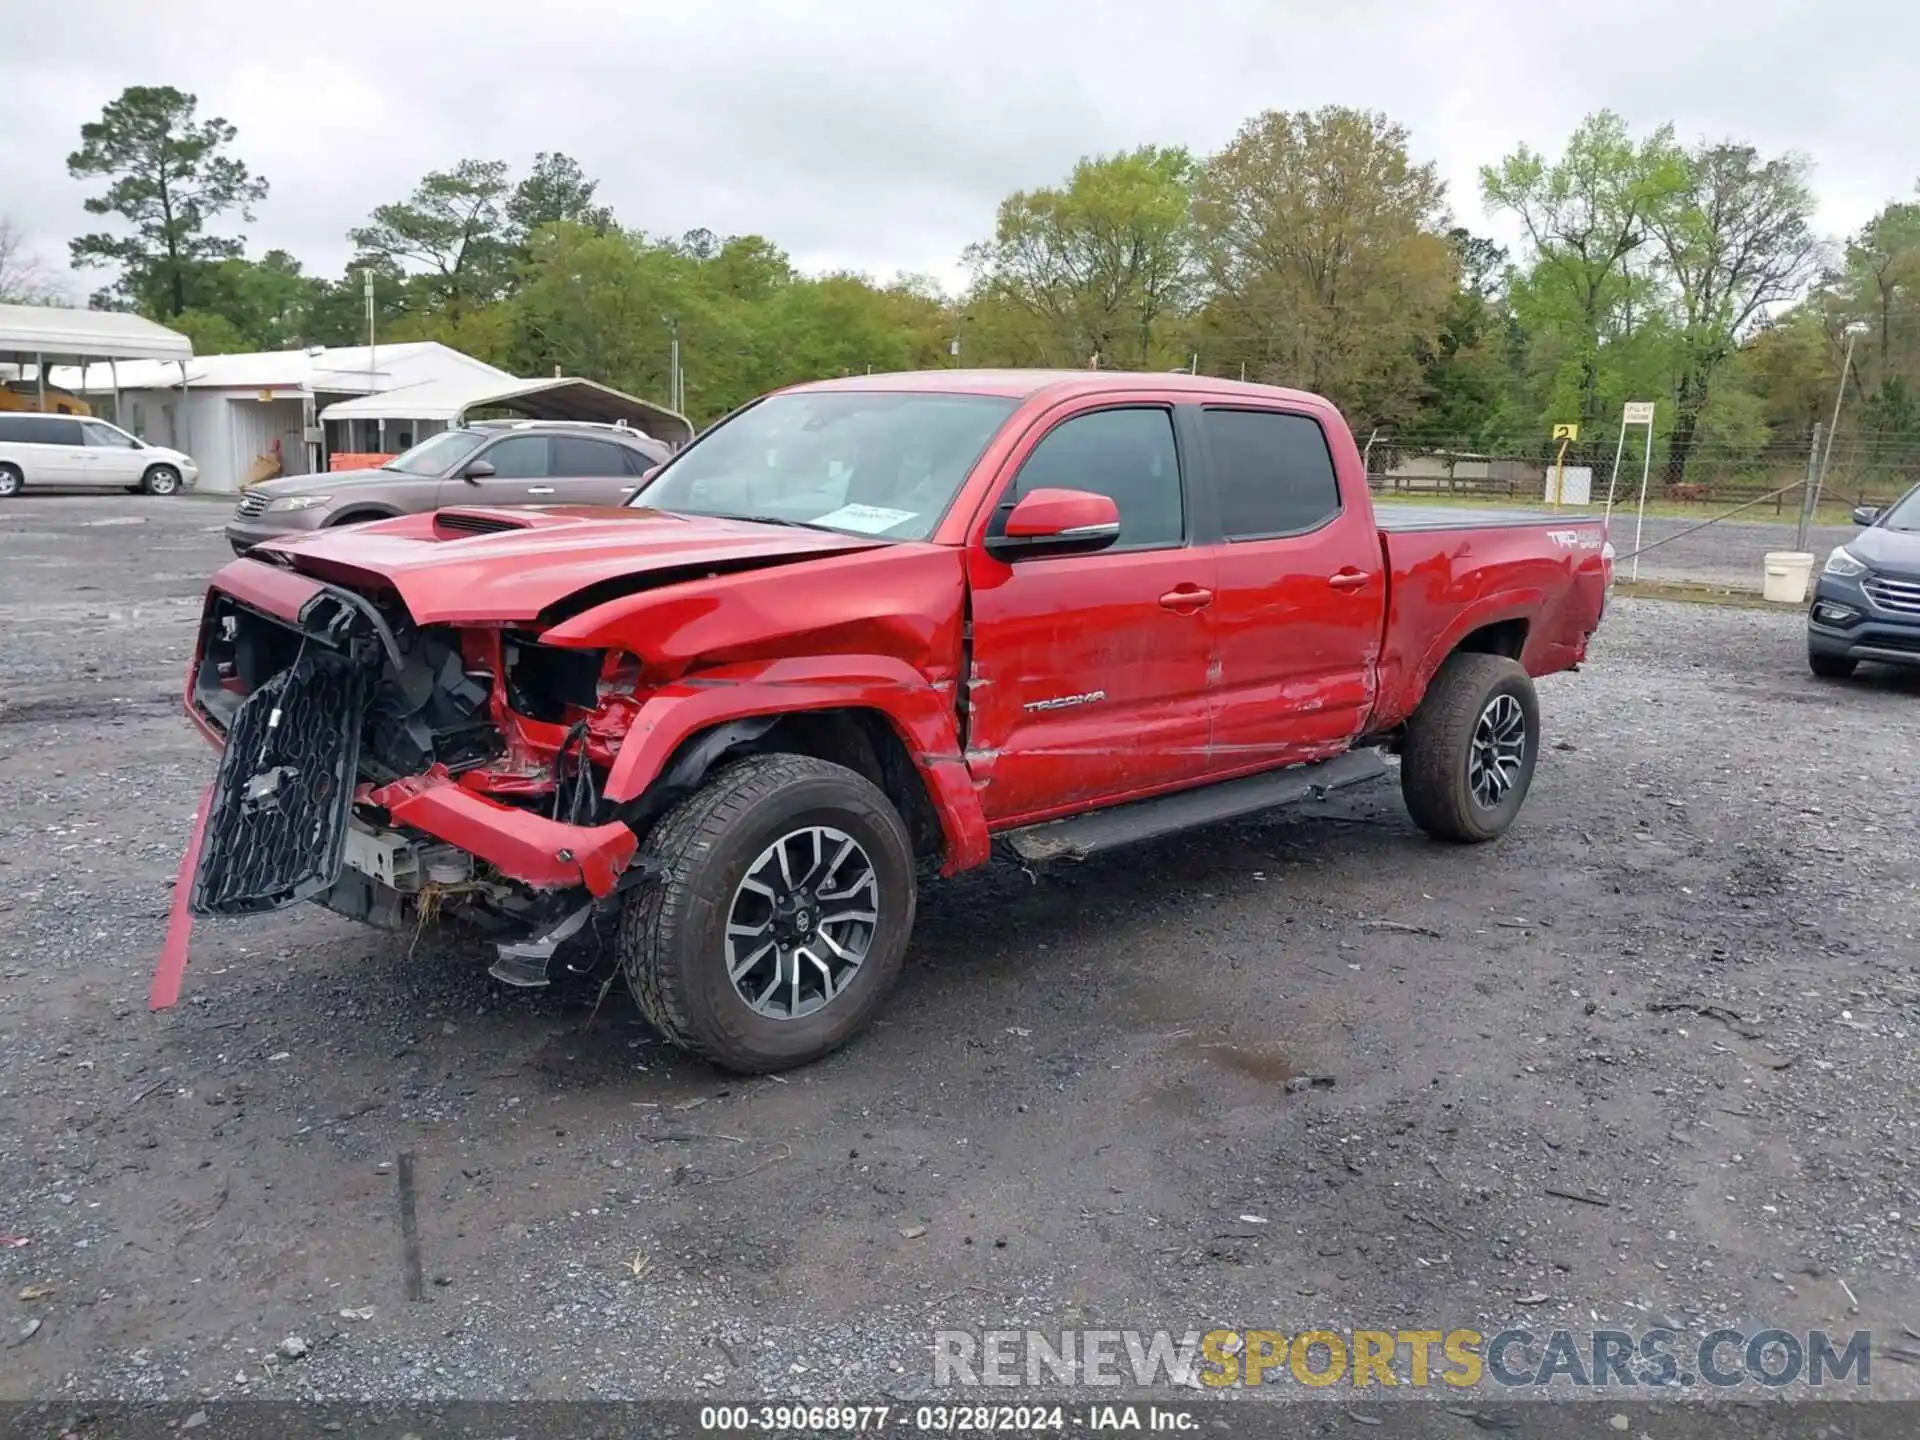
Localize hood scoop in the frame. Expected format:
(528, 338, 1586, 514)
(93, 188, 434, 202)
(433, 508, 533, 540)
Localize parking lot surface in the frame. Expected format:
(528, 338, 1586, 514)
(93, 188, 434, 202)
(2, 495, 1917, 1417)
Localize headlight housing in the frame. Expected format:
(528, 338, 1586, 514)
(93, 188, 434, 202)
(265, 494, 332, 513)
(1824, 547, 1869, 578)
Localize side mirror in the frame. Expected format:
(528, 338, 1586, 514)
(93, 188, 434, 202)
(462, 459, 497, 482)
(639, 465, 662, 484)
(1852, 505, 1880, 526)
(985, 487, 1122, 561)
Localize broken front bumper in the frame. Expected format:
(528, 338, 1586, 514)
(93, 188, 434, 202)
(187, 559, 642, 916)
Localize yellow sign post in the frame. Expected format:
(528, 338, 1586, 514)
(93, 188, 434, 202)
(1548, 424, 1579, 508)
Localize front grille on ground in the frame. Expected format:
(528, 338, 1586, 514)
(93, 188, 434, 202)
(1864, 574, 1920, 617)
(234, 491, 270, 519)
(191, 650, 370, 917)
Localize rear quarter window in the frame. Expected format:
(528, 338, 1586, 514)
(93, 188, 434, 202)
(0, 414, 79, 445)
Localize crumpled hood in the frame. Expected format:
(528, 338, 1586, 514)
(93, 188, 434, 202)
(255, 505, 889, 624)
(1845, 523, 1920, 578)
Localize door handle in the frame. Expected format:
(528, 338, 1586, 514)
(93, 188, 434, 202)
(1159, 585, 1214, 612)
(1329, 570, 1371, 590)
(527, 486, 556, 496)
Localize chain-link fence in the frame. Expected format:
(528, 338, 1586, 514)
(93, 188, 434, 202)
(1361, 432, 1913, 513)
(1361, 428, 1911, 592)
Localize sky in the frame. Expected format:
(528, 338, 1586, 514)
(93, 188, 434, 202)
(2, 0, 1912, 303)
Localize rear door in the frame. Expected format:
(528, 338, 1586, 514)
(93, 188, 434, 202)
(548, 435, 642, 505)
(963, 401, 1216, 826)
(15, 416, 87, 486)
(1196, 405, 1387, 772)
(441, 434, 552, 508)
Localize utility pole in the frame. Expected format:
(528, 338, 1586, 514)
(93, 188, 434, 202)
(363, 269, 377, 388)
(1796, 422, 1825, 553)
(662, 314, 682, 414)
(1816, 322, 1868, 508)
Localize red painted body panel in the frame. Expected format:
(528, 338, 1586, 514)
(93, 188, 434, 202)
(1372, 522, 1609, 729)
(369, 767, 640, 895)
(595, 656, 990, 875)
(254, 505, 887, 623)
(1202, 399, 1388, 771)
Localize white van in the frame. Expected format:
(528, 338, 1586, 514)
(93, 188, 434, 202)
(0, 412, 199, 498)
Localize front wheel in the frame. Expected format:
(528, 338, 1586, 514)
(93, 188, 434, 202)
(619, 753, 916, 1073)
(141, 465, 182, 496)
(0, 463, 21, 498)
(1400, 652, 1541, 844)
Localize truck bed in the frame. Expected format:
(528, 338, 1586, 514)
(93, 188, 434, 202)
(1375, 503, 1584, 531)
(1369, 509, 1610, 732)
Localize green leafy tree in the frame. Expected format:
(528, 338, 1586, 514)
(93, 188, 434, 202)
(508, 152, 614, 241)
(1652, 143, 1822, 484)
(962, 146, 1196, 369)
(1412, 229, 1527, 444)
(1481, 112, 1686, 428)
(349, 159, 514, 319)
(1192, 107, 1455, 429)
(66, 85, 269, 316)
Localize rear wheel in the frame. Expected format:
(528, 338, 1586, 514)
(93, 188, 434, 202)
(141, 464, 182, 496)
(0, 464, 21, 498)
(1400, 652, 1540, 844)
(619, 753, 916, 1073)
(1808, 650, 1856, 680)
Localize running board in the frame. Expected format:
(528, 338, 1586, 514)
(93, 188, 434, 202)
(1002, 749, 1390, 865)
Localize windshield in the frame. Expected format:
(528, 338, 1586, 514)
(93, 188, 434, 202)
(381, 429, 487, 476)
(632, 391, 1019, 539)
(1880, 486, 1920, 531)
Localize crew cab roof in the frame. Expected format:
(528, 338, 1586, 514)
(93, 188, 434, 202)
(783, 367, 1330, 410)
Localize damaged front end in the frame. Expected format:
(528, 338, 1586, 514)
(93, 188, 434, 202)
(184, 559, 650, 988)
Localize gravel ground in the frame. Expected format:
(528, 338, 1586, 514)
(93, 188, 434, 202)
(2, 494, 1918, 1426)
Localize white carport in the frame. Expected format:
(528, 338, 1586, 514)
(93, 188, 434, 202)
(320, 375, 695, 449)
(50, 341, 515, 493)
(0, 303, 192, 427)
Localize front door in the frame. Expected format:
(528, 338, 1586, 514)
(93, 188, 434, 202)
(78, 420, 146, 488)
(1196, 405, 1388, 772)
(440, 433, 555, 507)
(963, 403, 1216, 827)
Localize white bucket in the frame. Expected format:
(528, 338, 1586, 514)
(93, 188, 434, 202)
(1762, 551, 1815, 604)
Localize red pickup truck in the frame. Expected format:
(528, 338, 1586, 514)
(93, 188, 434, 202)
(173, 370, 1610, 1071)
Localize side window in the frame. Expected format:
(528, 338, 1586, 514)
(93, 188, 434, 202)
(621, 445, 660, 477)
(478, 436, 550, 478)
(82, 422, 136, 449)
(550, 437, 628, 476)
(1001, 407, 1183, 550)
(1202, 408, 1342, 539)
(23, 417, 77, 446)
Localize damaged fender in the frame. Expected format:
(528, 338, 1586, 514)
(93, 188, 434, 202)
(593, 655, 991, 875)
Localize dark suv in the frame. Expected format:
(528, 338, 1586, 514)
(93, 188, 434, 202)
(227, 420, 672, 554)
(1808, 484, 1920, 678)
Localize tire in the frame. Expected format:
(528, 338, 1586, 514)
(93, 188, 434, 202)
(1808, 650, 1856, 680)
(619, 753, 917, 1073)
(1400, 651, 1541, 844)
(0, 464, 21, 498)
(141, 465, 182, 496)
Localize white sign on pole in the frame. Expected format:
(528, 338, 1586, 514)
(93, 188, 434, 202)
(1544, 465, 1593, 506)
(1601, 401, 1659, 580)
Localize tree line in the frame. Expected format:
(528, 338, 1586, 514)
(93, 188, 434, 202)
(9, 84, 1918, 492)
